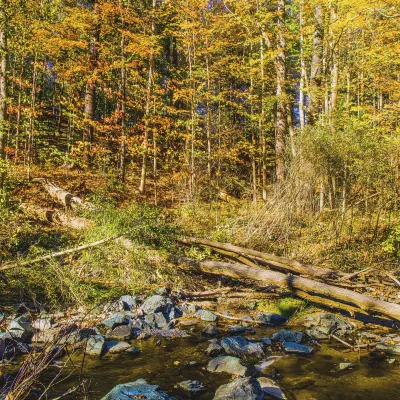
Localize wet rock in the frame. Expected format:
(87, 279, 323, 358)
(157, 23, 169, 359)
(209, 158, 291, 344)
(258, 377, 287, 400)
(206, 339, 224, 356)
(207, 356, 253, 377)
(178, 380, 206, 393)
(144, 329, 190, 339)
(8, 316, 35, 343)
(103, 300, 125, 314)
(375, 343, 400, 356)
(256, 312, 287, 326)
(314, 313, 353, 335)
(145, 312, 169, 329)
(178, 319, 198, 327)
(119, 295, 137, 311)
(334, 362, 356, 372)
(141, 295, 173, 315)
(306, 326, 329, 340)
(221, 336, 264, 359)
(282, 341, 313, 355)
(137, 331, 152, 340)
(125, 347, 140, 355)
(0, 332, 17, 359)
(202, 324, 220, 337)
(255, 356, 283, 372)
(109, 324, 132, 340)
(213, 377, 263, 400)
(32, 318, 55, 331)
(228, 326, 247, 334)
(272, 329, 304, 344)
(0, 313, 4, 324)
(168, 306, 183, 320)
(195, 309, 218, 322)
(86, 335, 106, 356)
(105, 341, 131, 354)
(102, 379, 176, 400)
(102, 313, 130, 329)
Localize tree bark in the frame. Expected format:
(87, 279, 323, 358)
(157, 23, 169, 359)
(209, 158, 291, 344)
(0, 10, 7, 196)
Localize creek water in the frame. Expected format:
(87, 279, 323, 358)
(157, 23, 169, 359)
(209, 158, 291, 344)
(37, 324, 400, 400)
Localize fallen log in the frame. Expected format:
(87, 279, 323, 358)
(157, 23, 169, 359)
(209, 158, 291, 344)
(173, 257, 400, 321)
(0, 234, 122, 272)
(33, 178, 95, 210)
(20, 203, 91, 230)
(180, 237, 338, 278)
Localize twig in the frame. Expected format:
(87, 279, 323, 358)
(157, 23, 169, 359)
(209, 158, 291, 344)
(330, 334, 354, 350)
(214, 312, 267, 325)
(386, 273, 400, 287)
(339, 266, 374, 282)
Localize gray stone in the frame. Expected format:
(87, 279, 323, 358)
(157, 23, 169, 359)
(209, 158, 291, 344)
(335, 362, 356, 372)
(120, 295, 137, 310)
(202, 324, 220, 337)
(178, 380, 206, 393)
(141, 295, 173, 315)
(306, 326, 329, 340)
(155, 287, 171, 296)
(207, 356, 252, 377)
(86, 335, 105, 356)
(0, 312, 4, 324)
(141, 329, 189, 339)
(258, 377, 287, 399)
(272, 329, 304, 344)
(125, 346, 140, 354)
(102, 313, 130, 329)
(168, 306, 183, 320)
(315, 313, 353, 334)
(213, 377, 263, 400)
(228, 326, 247, 334)
(105, 341, 131, 354)
(33, 318, 54, 331)
(109, 324, 132, 340)
(8, 317, 35, 343)
(375, 343, 400, 356)
(221, 336, 264, 359)
(145, 312, 169, 329)
(195, 309, 218, 322)
(256, 312, 287, 326)
(104, 301, 125, 313)
(101, 379, 175, 400)
(206, 339, 224, 356)
(282, 341, 313, 355)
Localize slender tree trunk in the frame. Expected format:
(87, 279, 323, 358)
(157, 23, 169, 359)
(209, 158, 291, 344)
(27, 53, 38, 181)
(299, 0, 306, 128)
(275, 0, 287, 186)
(308, 3, 324, 125)
(0, 12, 7, 196)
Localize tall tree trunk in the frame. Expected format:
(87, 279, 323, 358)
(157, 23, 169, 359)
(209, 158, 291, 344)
(275, 0, 287, 186)
(308, 3, 324, 125)
(299, 0, 306, 128)
(0, 11, 7, 196)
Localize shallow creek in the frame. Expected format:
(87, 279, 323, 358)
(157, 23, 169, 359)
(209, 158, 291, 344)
(38, 324, 400, 400)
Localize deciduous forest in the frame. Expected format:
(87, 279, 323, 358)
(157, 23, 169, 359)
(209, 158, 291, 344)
(0, 0, 399, 399)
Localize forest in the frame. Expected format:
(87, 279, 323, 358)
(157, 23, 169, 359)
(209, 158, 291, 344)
(0, 0, 399, 399)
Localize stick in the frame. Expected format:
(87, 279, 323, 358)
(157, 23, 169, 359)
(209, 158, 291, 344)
(339, 266, 374, 281)
(330, 334, 354, 350)
(0, 235, 123, 271)
(214, 312, 266, 325)
(386, 273, 400, 287)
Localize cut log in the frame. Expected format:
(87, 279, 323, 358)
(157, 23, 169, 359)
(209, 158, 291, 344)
(180, 237, 338, 278)
(20, 203, 91, 230)
(173, 257, 400, 321)
(33, 178, 95, 210)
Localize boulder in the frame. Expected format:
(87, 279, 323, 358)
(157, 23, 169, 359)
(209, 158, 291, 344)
(375, 343, 400, 356)
(195, 309, 218, 322)
(125, 346, 140, 355)
(178, 380, 206, 393)
(272, 330, 304, 344)
(213, 377, 263, 400)
(145, 312, 169, 329)
(102, 313, 130, 329)
(202, 324, 220, 337)
(206, 339, 224, 356)
(86, 335, 106, 356)
(119, 295, 137, 310)
(221, 336, 264, 359)
(8, 316, 35, 343)
(109, 324, 132, 340)
(257, 377, 287, 400)
(314, 313, 353, 335)
(256, 312, 287, 326)
(101, 379, 175, 400)
(207, 356, 253, 377)
(105, 341, 131, 354)
(168, 307, 183, 320)
(282, 341, 313, 355)
(141, 295, 173, 315)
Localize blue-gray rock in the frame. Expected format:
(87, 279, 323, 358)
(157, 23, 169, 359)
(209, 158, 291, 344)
(206, 339, 224, 356)
(282, 341, 313, 355)
(257, 377, 287, 399)
(213, 377, 263, 400)
(86, 335, 106, 356)
(8, 316, 35, 343)
(101, 379, 176, 400)
(272, 329, 304, 344)
(33, 318, 55, 331)
(375, 343, 400, 355)
(105, 341, 131, 354)
(103, 301, 125, 313)
(109, 324, 132, 340)
(316, 313, 353, 334)
(207, 356, 253, 377)
(119, 295, 137, 310)
(228, 326, 247, 334)
(0, 332, 16, 359)
(306, 326, 329, 340)
(221, 336, 264, 359)
(145, 312, 168, 329)
(168, 306, 183, 320)
(141, 295, 173, 315)
(125, 346, 140, 355)
(195, 309, 218, 322)
(202, 324, 220, 337)
(178, 380, 206, 393)
(102, 313, 130, 329)
(256, 312, 287, 326)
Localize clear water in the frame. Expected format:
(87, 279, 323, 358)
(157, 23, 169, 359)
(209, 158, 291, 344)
(35, 324, 400, 400)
